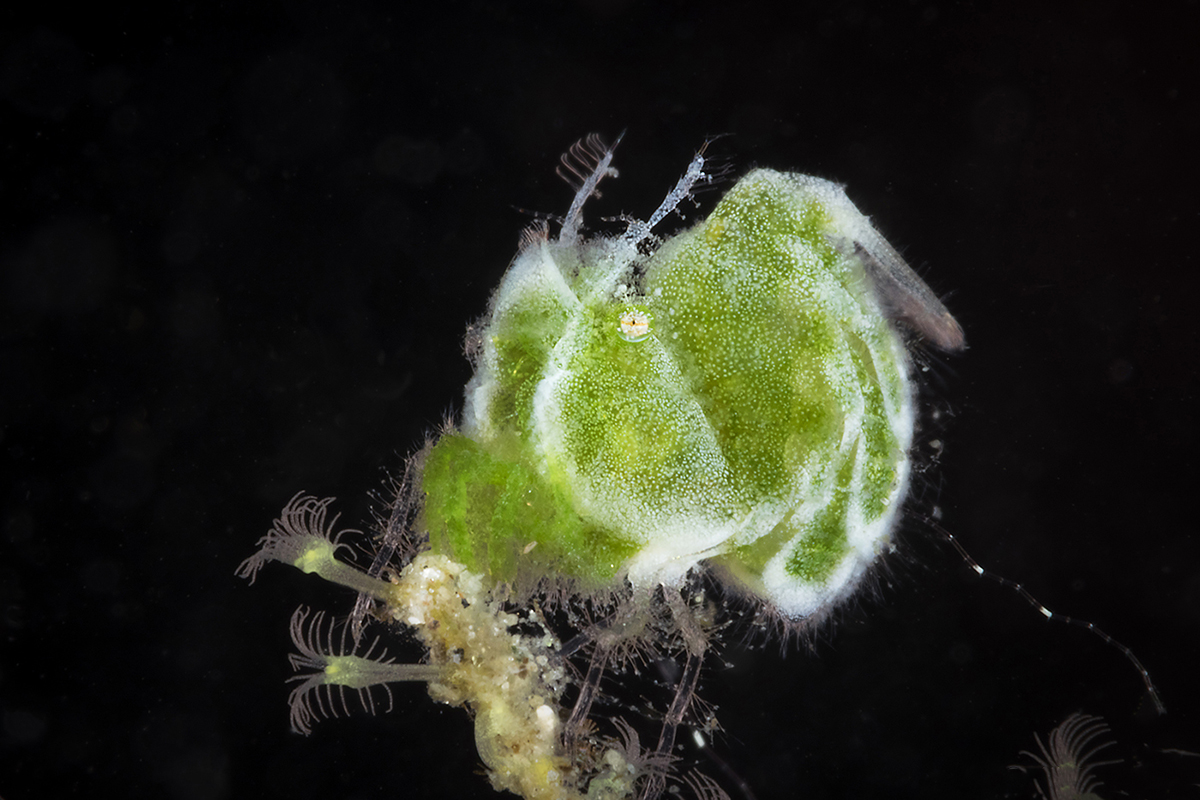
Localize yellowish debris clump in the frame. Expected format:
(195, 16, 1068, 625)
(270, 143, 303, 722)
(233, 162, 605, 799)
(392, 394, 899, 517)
(390, 553, 638, 800)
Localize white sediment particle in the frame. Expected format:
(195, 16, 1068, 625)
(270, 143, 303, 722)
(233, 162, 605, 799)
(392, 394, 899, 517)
(536, 704, 557, 730)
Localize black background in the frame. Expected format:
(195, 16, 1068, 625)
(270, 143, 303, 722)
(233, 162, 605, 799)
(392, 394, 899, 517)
(2, 1, 1198, 799)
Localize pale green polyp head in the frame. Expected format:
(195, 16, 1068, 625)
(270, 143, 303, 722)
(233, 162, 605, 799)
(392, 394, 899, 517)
(421, 146, 948, 621)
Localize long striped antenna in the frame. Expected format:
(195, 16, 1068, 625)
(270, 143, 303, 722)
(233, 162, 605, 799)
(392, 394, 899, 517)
(921, 514, 1166, 715)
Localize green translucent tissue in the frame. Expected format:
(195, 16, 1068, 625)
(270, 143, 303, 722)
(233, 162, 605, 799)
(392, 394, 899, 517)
(421, 145, 961, 620)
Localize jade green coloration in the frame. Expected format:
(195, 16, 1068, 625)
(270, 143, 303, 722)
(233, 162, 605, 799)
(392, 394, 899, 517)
(422, 155, 930, 619)
(422, 433, 641, 588)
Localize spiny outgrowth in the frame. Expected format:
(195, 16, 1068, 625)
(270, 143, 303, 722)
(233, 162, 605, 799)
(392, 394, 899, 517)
(286, 606, 443, 735)
(237, 492, 399, 602)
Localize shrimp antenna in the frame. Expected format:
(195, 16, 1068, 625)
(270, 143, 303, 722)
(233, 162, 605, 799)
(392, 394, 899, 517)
(558, 132, 623, 246)
(921, 514, 1165, 714)
(622, 142, 714, 247)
